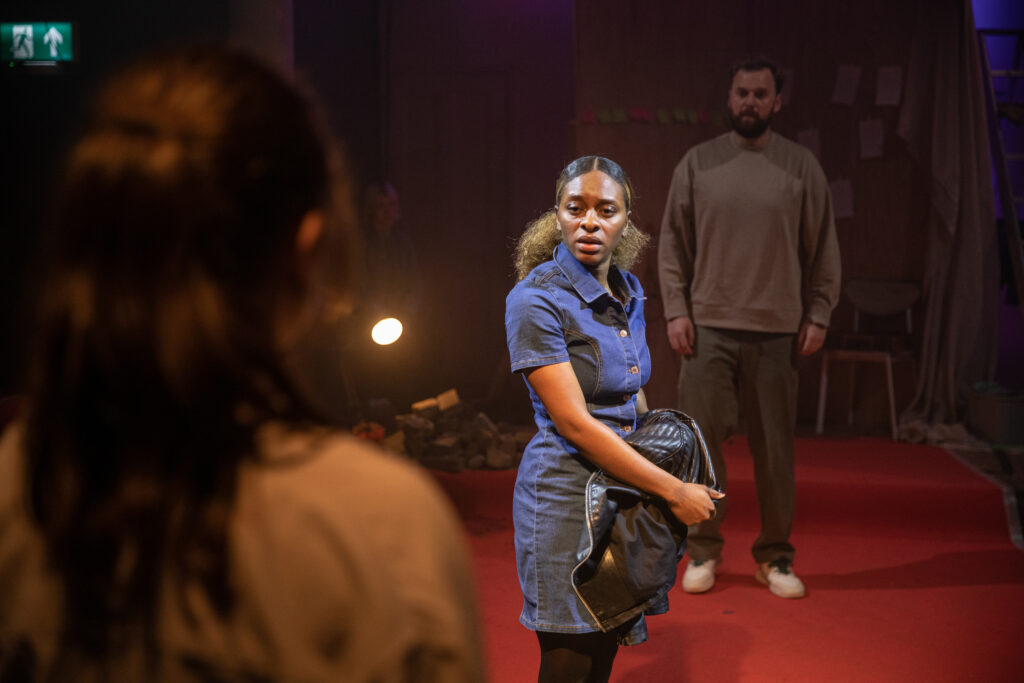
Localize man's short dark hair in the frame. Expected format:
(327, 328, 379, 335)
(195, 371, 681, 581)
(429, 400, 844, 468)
(730, 55, 784, 94)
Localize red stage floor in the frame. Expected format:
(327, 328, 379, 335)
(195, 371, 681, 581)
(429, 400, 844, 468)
(432, 436, 1024, 682)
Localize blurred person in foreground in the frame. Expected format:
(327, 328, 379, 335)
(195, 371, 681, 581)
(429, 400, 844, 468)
(0, 48, 484, 682)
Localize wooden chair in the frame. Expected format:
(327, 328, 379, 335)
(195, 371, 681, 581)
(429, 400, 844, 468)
(815, 280, 920, 440)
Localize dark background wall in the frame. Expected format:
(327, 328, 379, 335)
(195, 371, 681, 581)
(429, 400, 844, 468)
(0, 0, 571, 425)
(294, 0, 381, 184)
(977, 0, 1024, 404)
(382, 0, 573, 420)
(571, 0, 930, 417)
(0, 0, 233, 392)
(1, 0, 1021, 430)
(0, 0, 384, 398)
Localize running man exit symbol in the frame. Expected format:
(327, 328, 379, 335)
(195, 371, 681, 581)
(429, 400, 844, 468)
(43, 27, 63, 57)
(2, 22, 74, 63)
(11, 25, 32, 59)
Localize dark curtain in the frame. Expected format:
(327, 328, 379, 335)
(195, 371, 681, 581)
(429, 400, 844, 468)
(897, 0, 999, 439)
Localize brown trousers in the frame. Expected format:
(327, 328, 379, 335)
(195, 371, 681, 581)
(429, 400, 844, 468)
(677, 326, 798, 564)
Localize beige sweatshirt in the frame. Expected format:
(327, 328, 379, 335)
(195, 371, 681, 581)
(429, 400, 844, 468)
(658, 131, 841, 333)
(0, 422, 486, 682)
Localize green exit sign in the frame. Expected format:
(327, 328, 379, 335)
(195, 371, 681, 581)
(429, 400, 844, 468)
(1, 22, 75, 63)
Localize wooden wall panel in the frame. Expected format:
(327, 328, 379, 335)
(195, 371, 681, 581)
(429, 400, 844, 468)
(385, 0, 574, 416)
(388, 71, 511, 401)
(573, 0, 929, 424)
(382, 0, 933, 429)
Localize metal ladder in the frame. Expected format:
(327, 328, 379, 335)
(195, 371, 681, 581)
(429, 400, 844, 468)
(979, 28, 1024, 322)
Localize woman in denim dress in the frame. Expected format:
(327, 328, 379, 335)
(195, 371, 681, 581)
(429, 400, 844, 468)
(505, 156, 723, 682)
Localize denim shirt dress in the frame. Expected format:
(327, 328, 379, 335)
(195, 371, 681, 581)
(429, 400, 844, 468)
(505, 242, 651, 639)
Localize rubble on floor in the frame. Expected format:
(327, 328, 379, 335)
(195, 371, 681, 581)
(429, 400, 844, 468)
(352, 388, 534, 472)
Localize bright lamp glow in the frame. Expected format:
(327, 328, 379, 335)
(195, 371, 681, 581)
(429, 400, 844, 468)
(371, 317, 403, 345)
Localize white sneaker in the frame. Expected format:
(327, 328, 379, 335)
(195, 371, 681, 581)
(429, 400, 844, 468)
(755, 558, 806, 599)
(682, 559, 717, 593)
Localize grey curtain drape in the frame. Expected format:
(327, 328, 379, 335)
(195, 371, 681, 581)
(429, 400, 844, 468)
(897, 0, 1000, 439)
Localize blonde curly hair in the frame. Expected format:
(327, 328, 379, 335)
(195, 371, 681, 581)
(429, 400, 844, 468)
(513, 156, 650, 280)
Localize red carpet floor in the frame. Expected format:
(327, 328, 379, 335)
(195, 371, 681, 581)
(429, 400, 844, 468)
(432, 437, 1024, 683)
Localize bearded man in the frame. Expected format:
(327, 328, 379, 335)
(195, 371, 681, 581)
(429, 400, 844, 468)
(657, 55, 841, 599)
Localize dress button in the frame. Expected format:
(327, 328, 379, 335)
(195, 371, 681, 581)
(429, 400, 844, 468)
(619, 329, 628, 338)
(623, 425, 632, 433)
(629, 366, 639, 374)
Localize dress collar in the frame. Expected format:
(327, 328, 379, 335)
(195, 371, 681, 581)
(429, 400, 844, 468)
(553, 242, 636, 305)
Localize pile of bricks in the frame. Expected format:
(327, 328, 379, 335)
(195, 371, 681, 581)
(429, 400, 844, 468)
(359, 388, 534, 472)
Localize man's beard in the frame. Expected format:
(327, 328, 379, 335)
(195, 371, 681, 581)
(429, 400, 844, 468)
(729, 109, 772, 139)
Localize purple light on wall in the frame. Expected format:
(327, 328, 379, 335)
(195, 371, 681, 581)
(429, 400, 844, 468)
(975, 0, 1024, 388)
(974, 0, 1024, 29)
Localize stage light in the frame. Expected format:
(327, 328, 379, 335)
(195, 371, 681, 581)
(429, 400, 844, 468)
(371, 317, 403, 345)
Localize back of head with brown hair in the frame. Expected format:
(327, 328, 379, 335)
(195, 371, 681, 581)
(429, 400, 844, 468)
(22, 47, 357, 675)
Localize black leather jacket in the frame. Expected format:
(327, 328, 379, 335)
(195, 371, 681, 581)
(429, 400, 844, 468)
(570, 410, 719, 631)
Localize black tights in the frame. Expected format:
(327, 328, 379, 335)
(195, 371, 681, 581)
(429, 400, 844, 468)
(536, 630, 619, 683)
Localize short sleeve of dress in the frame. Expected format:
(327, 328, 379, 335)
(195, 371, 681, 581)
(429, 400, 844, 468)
(505, 284, 569, 374)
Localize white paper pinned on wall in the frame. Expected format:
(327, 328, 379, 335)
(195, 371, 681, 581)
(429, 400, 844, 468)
(797, 128, 821, 160)
(875, 66, 903, 106)
(831, 65, 861, 105)
(830, 179, 854, 219)
(859, 118, 885, 159)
